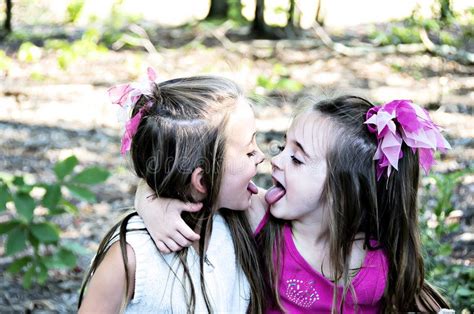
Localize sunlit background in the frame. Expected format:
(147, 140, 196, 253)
(0, 0, 472, 312)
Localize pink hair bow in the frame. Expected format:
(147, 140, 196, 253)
(364, 100, 451, 180)
(108, 67, 157, 155)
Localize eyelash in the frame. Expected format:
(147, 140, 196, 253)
(277, 145, 303, 165)
(247, 150, 257, 157)
(291, 156, 303, 165)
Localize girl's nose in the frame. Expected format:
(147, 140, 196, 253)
(271, 154, 282, 170)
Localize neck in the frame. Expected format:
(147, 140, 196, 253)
(291, 205, 328, 246)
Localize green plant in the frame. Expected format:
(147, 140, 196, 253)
(17, 42, 42, 63)
(0, 155, 110, 288)
(440, 31, 460, 47)
(228, 0, 246, 25)
(45, 28, 108, 70)
(255, 63, 303, 94)
(66, 0, 85, 24)
(0, 50, 12, 73)
(420, 169, 474, 312)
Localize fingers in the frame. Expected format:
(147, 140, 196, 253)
(173, 231, 193, 248)
(177, 220, 200, 241)
(155, 233, 193, 254)
(183, 202, 203, 213)
(165, 200, 202, 214)
(156, 241, 171, 254)
(162, 239, 182, 252)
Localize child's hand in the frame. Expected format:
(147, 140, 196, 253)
(134, 180, 202, 254)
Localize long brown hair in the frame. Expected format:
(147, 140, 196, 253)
(257, 95, 449, 312)
(78, 76, 265, 313)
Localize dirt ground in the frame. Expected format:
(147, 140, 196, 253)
(0, 25, 473, 312)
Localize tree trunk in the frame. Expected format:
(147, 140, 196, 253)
(288, 0, 295, 25)
(315, 0, 325, 26)
(286, 0, 298, 38)
(439, 0, 453, 21)
(252, 0, 266, 34)
(206, 0, 229, 19)
(5, 0, 12, 33)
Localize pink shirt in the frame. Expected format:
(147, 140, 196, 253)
(256, 214, 388, 313)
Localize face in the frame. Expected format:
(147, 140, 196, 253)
(216, 98, 265, 210)
(269, 111, 329, 221)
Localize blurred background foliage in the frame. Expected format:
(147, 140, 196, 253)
(0, 0, 472, 312)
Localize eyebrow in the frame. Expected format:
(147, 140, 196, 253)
(284, 134, 309, 157)
(295, 140, 309, 157)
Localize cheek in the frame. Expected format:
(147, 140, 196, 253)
(218, 159, 251, 196)
(226, 156, 255, 182)
(287, 167, 326, 205)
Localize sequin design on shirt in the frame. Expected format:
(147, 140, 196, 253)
(286, 279, 320, 308)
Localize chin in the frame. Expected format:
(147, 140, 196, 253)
(269, 201, 288, 219)
(225, 199, 250, 211)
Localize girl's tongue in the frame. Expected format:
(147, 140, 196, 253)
(265, 185, 286, 205)
(247, 181, 258, 194)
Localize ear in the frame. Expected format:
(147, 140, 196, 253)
(191, 167, 207, 195)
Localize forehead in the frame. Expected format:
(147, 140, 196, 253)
(226, 98, 256, 146)
(288, 111, 332, 157)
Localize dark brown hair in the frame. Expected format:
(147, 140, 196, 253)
(79, 76, 265, 313)
(257, 95, 450, 313)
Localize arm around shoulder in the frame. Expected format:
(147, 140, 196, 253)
(78, 242, 136, 313)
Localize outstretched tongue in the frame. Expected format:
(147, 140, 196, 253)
(265, 186, 286, 205)
(247, 181, 258, 194)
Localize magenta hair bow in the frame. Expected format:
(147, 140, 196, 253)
(108, 67, 157, 155)
(364, 99, 451, 180)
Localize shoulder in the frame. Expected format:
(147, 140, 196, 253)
(248, 187, 268, 232)
(354, 241, 389, 304)
(106, 241, 137, 292)
(78, 241, 136, 313)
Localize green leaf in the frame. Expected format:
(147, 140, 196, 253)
(61, 199, 78, 214)
(57, 248, 77, 268)
(44, 248, 77, 269)
(37, 261, 48, 284)
(0, 183, 11, 211)
(0, 220, 20, 234)
(7, 256, 32, 274)
(23, 264, 35, 289)
(62, 242, 89, 255)
(439, 244, 452, 256)
(30, 222, 60, 243)
(28, 231, 40, 250)
(47, 206, 67, 216)
(54, 155, 78, 180)
(456, 287, 471, 297)
(12, 176, 25, 187)
(6, 227, 27, 255)
(66, 184, 96, 202)
(41, 184, 61, 209)
(12, 176, 33, 194)
(70, 167, 110, 185)
(13, 192, 35, 221)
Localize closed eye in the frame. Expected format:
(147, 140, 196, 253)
(291, 156, 303, 165)
(247, 150, 257, 157)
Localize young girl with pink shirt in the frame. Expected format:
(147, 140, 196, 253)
(136, 95, 451, 312)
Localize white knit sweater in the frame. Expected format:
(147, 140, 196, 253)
(110, 213, 250, 313)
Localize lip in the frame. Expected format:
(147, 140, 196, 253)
(271, 175, 285, 189)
